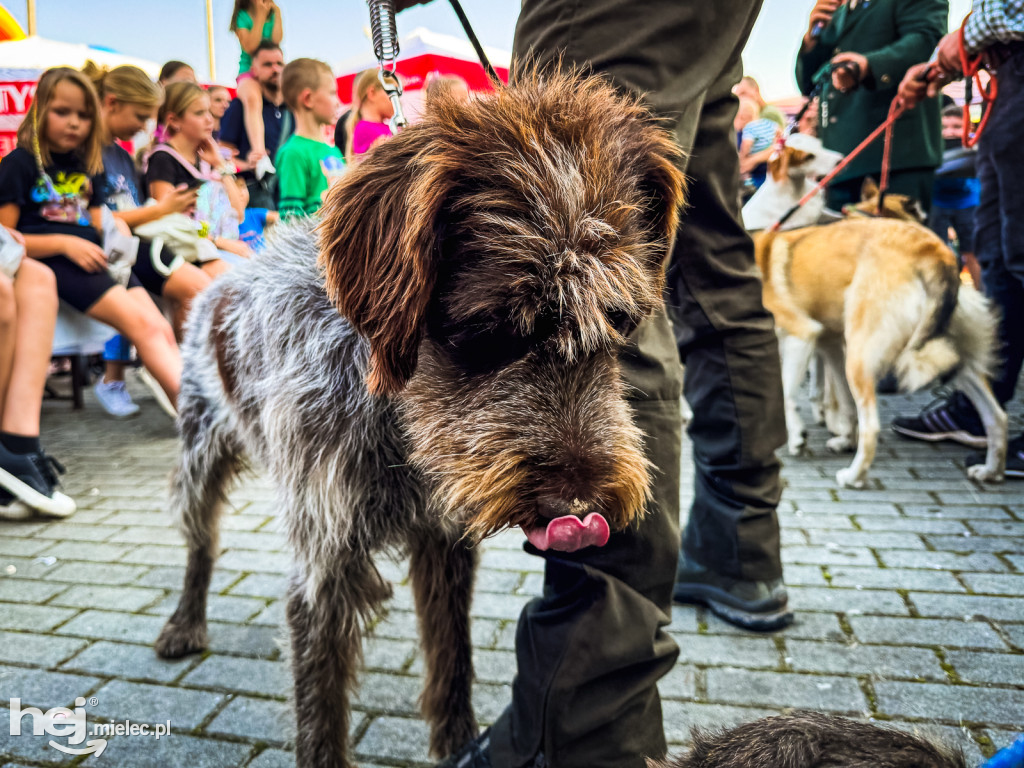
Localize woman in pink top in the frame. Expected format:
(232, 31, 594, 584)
(345, 69, 399, 161)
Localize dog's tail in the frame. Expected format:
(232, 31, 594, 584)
(893, 249, 962, 392)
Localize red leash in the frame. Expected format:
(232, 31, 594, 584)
(768, 98, 907, 232)
(959, 15, 998, 148)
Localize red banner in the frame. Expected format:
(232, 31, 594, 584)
(0, 81, 37, 159)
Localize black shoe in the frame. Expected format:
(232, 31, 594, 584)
(0, 444, 76, 518)
(673, 553, 793, 632)
(966, 433, 1024, 478)
(435, 730, 494, 768)
(891, 391, 987, 448)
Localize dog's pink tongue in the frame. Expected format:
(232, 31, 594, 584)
(525, 513, 611, 552)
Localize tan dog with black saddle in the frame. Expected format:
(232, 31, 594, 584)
(754, 217, 1007, 488)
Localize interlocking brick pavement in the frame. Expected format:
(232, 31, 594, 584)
(0, 377, 1022, 767)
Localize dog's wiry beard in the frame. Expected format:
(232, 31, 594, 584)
(399, 345, 651, 542)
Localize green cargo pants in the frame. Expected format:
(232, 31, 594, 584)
(489, 3, 786, 768)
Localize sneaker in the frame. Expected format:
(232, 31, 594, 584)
(891, 391, 987, 448)
(966, 433, 1024, 479)
(136, 368, 177, 419)
(0, 444, 76, 518)
(93, 379, 140, 419)
(673, 552, 793, 632)
(0, 488, 32, 520)
(435, 730, 494, 768)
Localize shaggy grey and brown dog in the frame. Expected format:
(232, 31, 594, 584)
(154, 72, 685, 768)
(657, 712, 966, 768)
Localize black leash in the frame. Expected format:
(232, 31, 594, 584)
(447, 0, 502, 87)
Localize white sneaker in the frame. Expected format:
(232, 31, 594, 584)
(136, 368, 177, 419)
(0, 489, 32, 520)
(94, 379, 141, 419)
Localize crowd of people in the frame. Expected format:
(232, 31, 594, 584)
(0, 0, 437, 519)
(0, 0, 1021, 766)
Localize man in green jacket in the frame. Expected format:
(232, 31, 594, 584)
(796, 0, 948, 211)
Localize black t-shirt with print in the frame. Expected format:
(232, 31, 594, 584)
(0, 147, 102, 244)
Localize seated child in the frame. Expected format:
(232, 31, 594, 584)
(275, 57, 344, 219)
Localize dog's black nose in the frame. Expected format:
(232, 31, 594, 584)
(536, 495, 591, 520)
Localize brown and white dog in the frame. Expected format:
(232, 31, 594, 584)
(741, 132, 843, 231)
(754, 217, 1007, 488)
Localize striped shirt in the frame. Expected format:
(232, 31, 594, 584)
(964, 0, 1024, 52)
(741, 118, 779, 153)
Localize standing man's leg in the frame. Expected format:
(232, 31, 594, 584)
(447, 4, 776, 768)
(665, 54, 789, 629)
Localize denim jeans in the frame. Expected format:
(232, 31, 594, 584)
(974, 46, 1024, 407)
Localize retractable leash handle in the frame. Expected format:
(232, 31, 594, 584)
(979, 733, 1024, 768)
(366, 0, 408, 133)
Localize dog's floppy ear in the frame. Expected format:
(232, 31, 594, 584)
(768, 146, 790, 183)
(860, 176, 880, 201)
(318, 127, 455, 396)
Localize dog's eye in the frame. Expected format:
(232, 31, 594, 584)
(607, 310, 636, 338)
(444, 321, 534, 374)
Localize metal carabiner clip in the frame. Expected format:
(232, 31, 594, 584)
(378, 68, 408, 134)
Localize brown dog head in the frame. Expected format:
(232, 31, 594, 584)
(843, 177, 926, 222)
(318, 70, 685, 544)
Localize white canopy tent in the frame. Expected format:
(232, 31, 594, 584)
(0, 35, 160, 81)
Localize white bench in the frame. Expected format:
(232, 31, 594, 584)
(50, 302, 116, 409)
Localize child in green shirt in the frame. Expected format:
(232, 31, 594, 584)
(275, 58, 344, 219)
(230, 0, 283, 170)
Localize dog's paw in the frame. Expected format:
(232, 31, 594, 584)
(835, 467, 866, 489)
(155, 620, 208, 658)
(967, 463, 1005, 484)
(787, 437, 807, 456)
(826, 435, 855, 453)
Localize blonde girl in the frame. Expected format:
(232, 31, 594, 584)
(230, 0, 283, 167)
(0, 67, 182, 414)
(345, 68, 398, 162)
(144, 81, 251, 269)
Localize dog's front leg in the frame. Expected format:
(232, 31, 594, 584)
(779, 333, 818, 455)
(409, 523, 480, 758)
(287, 559, 391, 768)
(958, 370, 1008, 483)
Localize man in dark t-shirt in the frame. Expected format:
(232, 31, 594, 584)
(219, 41, 290, 209)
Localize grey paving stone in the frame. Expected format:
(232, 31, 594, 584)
(135, 565, 239, 592)
(476, 569, 524, 594)
(779, 512, 856, 530)
(147, 593, 267, 623)
(793, 501, 901, 517)
(706, 611, 848, 642)
(807, 531, 927, 550)
(206, 696, 292, 742)
(31, 523, 124, 542)
(969, 521, 1024, 537)
(470, 681, 513, 723)
(848, 616, 1006, 649)
(116, 545, 187, 567)
(45, 561, 150, 585)
(878, 550, 1007, 572)
(659, 664, 698, 700)
(353, 672, 420, 714)
(99, 511, 176, 527)
(221, 531, 287, 552)
(945, 650, 1024, 685)
(782, 546, 878, 567)
(0, 578, 68, 604)
(0, 723, 73, 763)
(909, 592, 1024, 620)
(0, 664, 100, 709)
(660, 701, 781, 744)
(0, 603, 78, 632)
(667, 604, 701, 634)
(91, 679, 226, 730)
(0, 520, 50, 538)
(673, 634, 779, 669)
(35, 541, 133, 563)
(901, 505, 1013, 521)
(783, 639, 946, 680)
(247, 749, 296, 768)
(355, 716, 430, 762)
(0, 538, 51, 557)
(250, 599, 286, 627)
(49, 584, 164, 613)
(777, 564, 828, 586)
(1002, 623, 1024, 650)
(470, 591, 532, 621)
(93, 733, 253, 768)
(217, 550, 292, 574)
(706, 668, 866, 713)
(478, 548, 544, 573)
(228, 573, 286, 599)
(927, 535, 1024, 554)
(470, 648, 518, 683)
(853, 517, 968, 534)
(788, 586, 908, 616)
(517, 571, 544, 596)
(60, 641, 198, 683)
(827, 566, 965, 592)
(885, 721, 985, 766)
(219, 515, 274, 532)
(875, 681, 1024, 727)
(182, 656, 290, 696)
(205, 621, 284, 659)
(55, 610, 167, 644)
(1008, 555, 1024, 572)
(0, 631, 87, 667)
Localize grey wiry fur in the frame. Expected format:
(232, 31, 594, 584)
(654, 712, 966, 768)
(155, 72, 686, 768)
